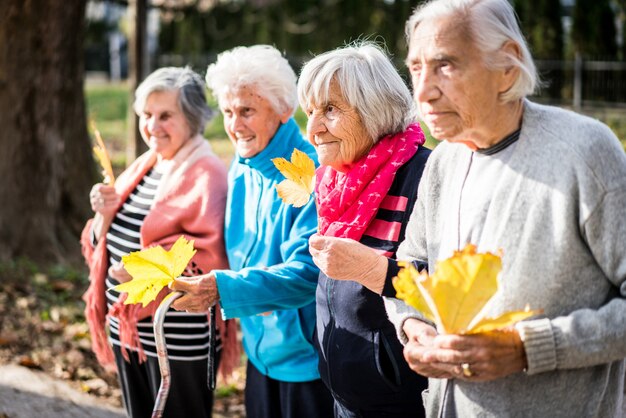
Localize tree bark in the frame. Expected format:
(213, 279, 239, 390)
(0, 0, 94, 264)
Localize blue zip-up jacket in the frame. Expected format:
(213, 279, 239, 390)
(213, 119, 321, 382)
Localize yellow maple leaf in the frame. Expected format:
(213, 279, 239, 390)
(393, 244, 539, 334)
(91, 121, 116, 185)
(393, 262, 435, 323)
(113, 236, 196, 307)
(272, 148, 315, 208)
(467, 306, 539, 335)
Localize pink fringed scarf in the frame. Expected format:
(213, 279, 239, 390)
(81, 136, 240, 380)
(316, 123, 425, 240)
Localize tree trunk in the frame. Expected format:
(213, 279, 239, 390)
(0, 0, 94, 265)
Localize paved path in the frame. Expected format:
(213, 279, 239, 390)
(1, 364, 624, 417)
(0, 364, 124, 418)
(0, 364, 236, 417)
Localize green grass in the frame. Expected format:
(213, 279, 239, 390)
(85, 82, 130, 168)
(85, 83, 129, 121)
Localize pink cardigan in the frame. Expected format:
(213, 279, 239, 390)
(81, 136, 240, 379)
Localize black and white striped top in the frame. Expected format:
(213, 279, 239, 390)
(105, 167, 220, 361)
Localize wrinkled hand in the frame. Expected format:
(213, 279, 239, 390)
(108, 262, 133, 283)
(308, 234, 387, 294)
(403, 318, 454, 379)
(90, 183, 119, 217)
(170, 273, 219, 313)
(404, 318, 527, 382)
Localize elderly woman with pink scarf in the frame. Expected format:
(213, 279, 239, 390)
(298, 42, 431, 418)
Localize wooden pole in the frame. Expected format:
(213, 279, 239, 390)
(126, 0, 149, 166)
(573, 52, 583, 110)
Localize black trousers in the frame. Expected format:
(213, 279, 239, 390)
(113, 345, 217, 418)
(244, 360, 334, 418)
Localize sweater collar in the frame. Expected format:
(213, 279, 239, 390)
(476, 129, 521, 156)
(236, 118, 301, 174)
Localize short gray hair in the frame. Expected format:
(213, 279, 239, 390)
(205, 45, 298, 117)
(406, 0, 539, 101)
(134, 66, 214, 135)
(298, 41, 416, 141)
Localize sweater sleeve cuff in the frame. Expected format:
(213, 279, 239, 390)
(515, 318, 557, 375)
(383, 296, 424, 345)
(381, 258, 400, 297)
(213, 269, 239, 320)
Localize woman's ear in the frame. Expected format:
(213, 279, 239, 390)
(498, 41, 522, 94)
(280, 111, 292, 124)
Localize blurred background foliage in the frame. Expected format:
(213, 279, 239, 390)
(84, 0, 626, 166)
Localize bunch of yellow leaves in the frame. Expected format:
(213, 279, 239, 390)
(272, 148, 315, 208)
(113, 236, 196, 307)
(91, 121, 116, 185)
(393, 244, 539, 334)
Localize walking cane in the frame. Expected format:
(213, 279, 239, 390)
(152, 291, 218, 418)
(207, 306, 217, 391)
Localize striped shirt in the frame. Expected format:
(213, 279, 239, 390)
(105, 168, 220, 361)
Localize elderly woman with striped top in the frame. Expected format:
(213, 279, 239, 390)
(80, 67, 239, 418)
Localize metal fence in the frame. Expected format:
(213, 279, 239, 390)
(158, 52, 626, 108)
(534, 55, 626, 108)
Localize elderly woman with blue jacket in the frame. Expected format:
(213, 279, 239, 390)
(170, 45, 333, 418)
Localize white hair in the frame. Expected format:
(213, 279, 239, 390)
(406, 0, 539, 101)
(134, 66, 213, 135)
(298, 41, 417, 141)
(205, 45, 298, 116)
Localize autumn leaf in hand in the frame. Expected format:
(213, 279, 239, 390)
(113, 236, 196, 307)
(272, 148, 315, 207)
(91, 121, 116, 184)
(468, 306, 538, 335)
(393, 244, 540, 334)
(393, 261, 435, 323)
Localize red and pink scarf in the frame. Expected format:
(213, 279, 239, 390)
(316, 123, 425, 240)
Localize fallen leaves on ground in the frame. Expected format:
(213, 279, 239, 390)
(0, 264, 246, 415)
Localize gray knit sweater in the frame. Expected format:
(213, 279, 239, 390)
(385, 100, 626, 417)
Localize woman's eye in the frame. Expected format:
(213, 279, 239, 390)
(439, 61, 452, 72)
(326, 105, 335, 114)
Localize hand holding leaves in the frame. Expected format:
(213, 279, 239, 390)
(394, 244, 540, 335)
(113, 236, 196, 307)
(272, 148, 315, 207)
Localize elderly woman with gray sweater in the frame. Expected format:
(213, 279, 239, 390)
(309, 0, 626, 417)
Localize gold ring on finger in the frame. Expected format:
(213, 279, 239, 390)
(461, 362, 474, 377)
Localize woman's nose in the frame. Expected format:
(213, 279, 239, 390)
(228, 114, 244, 133)
(307, 112, 326, 137)
(146, 116, 159, 133)
(414, 68, 440, 104)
